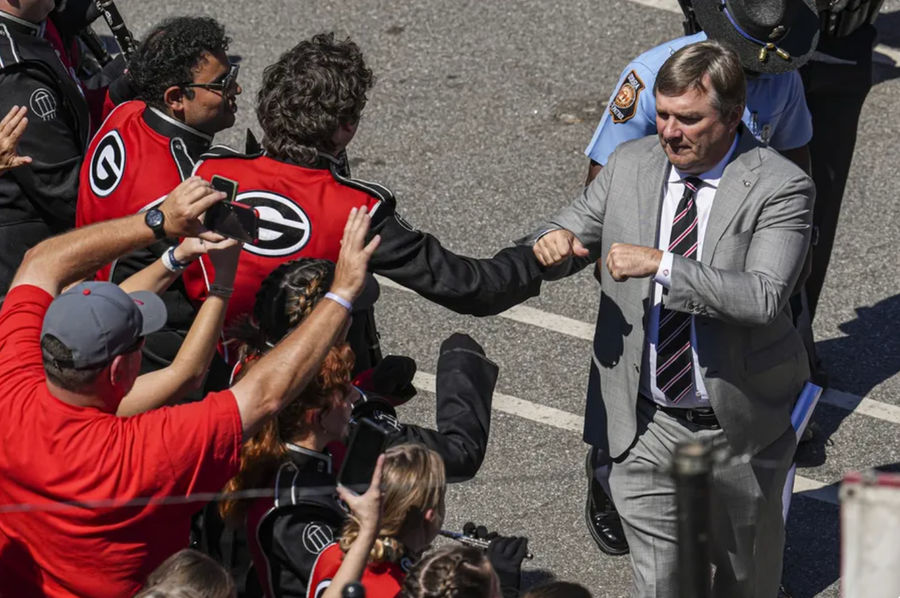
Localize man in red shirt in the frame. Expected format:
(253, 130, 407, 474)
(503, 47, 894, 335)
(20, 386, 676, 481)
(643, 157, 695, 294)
(0, 177, 378, 597)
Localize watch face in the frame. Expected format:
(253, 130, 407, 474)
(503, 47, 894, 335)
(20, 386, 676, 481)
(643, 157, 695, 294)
(146, 209, 164, 228)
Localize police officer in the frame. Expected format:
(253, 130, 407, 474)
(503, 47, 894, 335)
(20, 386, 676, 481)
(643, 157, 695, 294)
(0, 0, 93, 294)
(581, 0, 820, 558)
(585, 1, 817, 185)
(801, 0, 885, 322)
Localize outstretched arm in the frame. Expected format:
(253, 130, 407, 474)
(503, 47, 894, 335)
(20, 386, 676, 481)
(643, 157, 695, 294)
(117, 238, 241, 416)
(11, 177, 225, 297)
(369, 212, 544, 316)
(388, 333, 498, 482)
(231, 207, 380, 437)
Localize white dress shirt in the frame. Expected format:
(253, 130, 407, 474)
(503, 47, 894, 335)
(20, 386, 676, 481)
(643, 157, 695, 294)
(639, 135, 739, 408)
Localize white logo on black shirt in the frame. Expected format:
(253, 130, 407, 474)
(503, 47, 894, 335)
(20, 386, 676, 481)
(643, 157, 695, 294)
(29, 88, 56, 121)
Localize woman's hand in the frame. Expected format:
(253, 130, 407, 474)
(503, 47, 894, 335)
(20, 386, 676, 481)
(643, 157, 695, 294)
(337, 454, 385, 540)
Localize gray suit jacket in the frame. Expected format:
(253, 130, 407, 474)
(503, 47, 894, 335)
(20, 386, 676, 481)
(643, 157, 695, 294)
(549, 133, 813, 459)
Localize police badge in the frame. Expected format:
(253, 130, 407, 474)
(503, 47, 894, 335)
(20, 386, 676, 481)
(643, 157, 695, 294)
(609, 70, 645, 124)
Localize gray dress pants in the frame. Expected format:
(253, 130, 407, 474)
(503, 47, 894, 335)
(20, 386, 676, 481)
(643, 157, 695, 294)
(608, 398, 795, 598)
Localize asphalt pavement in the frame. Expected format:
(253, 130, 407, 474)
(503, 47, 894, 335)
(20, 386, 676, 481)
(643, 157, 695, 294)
(113, 1, 900, 595)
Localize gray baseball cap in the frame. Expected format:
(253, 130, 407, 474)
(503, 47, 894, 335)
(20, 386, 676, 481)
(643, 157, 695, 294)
(41, 282, 167, 369)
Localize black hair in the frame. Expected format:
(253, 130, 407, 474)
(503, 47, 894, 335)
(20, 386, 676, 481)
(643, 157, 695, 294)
(257, 32, 373, 165)
(227, 258, 335, 358)
(41, 335, 105, 391)
(128, 16, 231, 109)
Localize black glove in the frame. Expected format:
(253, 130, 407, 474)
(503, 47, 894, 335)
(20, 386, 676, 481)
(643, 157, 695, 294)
(487, 536, 528, 598)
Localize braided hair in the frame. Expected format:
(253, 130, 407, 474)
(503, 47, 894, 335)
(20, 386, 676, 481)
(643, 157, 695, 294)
(399, 544, 494, 598)
(219, 258, 351, 527)
(229, 258, 335, 359)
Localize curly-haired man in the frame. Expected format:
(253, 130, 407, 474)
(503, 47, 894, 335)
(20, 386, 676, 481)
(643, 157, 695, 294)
(76, 16, 241, 379)
(189, 32, 544, 373)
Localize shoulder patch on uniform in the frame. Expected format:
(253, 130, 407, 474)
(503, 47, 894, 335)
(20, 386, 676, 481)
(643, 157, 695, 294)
(0, 24, 23, 69)
(89, 130, 126, 197)
(609, 70, 645, 124)
(29, 87, 56, 120)
(301, 523, 335, 554)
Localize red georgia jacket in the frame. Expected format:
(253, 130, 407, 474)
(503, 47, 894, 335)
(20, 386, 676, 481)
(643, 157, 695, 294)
(186, 152, 386, 329)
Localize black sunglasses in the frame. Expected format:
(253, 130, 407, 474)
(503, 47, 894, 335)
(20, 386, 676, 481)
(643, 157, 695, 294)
(180, 63, 240, 96)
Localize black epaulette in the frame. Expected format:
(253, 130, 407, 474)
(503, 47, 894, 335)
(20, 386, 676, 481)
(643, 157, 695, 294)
(328, 161, 397, 212)
(198, 143, 264, 161)
(0, 23, 24, 70)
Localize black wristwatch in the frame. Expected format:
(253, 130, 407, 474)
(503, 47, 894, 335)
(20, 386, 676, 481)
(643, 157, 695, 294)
(144, 208, 166, 239)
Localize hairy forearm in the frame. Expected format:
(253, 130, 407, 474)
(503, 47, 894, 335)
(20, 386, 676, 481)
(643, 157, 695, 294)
(234, 299, 349, 436)
(13, 213, 154, 296)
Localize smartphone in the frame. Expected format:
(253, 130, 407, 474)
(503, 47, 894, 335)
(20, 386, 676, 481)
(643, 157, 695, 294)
(338, 417, 392, 494)
(204, 175, 259, 243)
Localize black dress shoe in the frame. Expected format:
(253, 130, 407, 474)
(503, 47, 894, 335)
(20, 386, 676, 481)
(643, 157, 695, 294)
(584, 449, 629, 556)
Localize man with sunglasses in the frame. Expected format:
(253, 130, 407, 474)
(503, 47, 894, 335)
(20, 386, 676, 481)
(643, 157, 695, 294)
(76, 16, 241, 382)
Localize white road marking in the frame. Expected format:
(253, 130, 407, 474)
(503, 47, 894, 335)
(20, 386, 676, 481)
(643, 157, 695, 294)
(820, 389, 900, 425)
(413, 371, 839, 504)
(378, 276, 899, 427)
(628, 0, 899, 67)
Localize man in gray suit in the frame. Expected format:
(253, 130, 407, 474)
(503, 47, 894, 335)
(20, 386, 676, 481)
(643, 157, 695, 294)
(533, 41, 812, 597)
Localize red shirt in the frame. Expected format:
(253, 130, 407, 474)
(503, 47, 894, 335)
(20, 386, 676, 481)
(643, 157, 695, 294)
(307, 543, 405, 598)
(0, 285, 243, 598)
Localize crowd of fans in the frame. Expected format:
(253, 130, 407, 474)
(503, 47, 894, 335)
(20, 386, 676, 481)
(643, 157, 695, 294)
(0, 0, 884, 596)
(0, 2, 561, 597)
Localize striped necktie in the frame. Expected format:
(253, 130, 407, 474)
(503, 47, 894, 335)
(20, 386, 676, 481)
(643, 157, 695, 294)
(656, 176, 703, 404)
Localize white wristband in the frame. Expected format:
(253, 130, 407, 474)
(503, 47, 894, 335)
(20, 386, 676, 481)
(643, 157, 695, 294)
(324, 292, 352, 312)
(161, 246, 189, 273)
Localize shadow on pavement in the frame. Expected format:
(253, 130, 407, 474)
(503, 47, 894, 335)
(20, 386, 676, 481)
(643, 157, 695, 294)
(874, 11, 900, 83)
(783, 462, 900, 597)
(798, 294, 900, 466)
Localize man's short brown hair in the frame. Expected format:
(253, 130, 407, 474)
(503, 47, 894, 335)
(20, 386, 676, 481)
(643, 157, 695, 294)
(654, 40, 746, 120)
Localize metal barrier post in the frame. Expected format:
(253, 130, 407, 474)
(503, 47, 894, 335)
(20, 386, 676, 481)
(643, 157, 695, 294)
(673, 440, 712, 598)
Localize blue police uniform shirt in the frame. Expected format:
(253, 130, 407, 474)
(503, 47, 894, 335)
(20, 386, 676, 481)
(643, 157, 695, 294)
(585, 32, 813, 166)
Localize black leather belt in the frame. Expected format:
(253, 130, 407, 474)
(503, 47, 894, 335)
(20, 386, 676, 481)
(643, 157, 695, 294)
(654, 403, 720, 429)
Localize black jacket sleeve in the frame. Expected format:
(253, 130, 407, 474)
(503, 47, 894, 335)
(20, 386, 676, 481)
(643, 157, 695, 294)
(0, 69, 82, 231)
(388, 333, 498, 482)
(369, 210, 543, 316)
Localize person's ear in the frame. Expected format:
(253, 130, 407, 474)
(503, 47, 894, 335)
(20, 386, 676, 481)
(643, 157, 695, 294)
(730, 105, 744, 131)
(423, 508, 436, 524)
(163, 85, 187, 113)
(109, 355, 126, 386)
